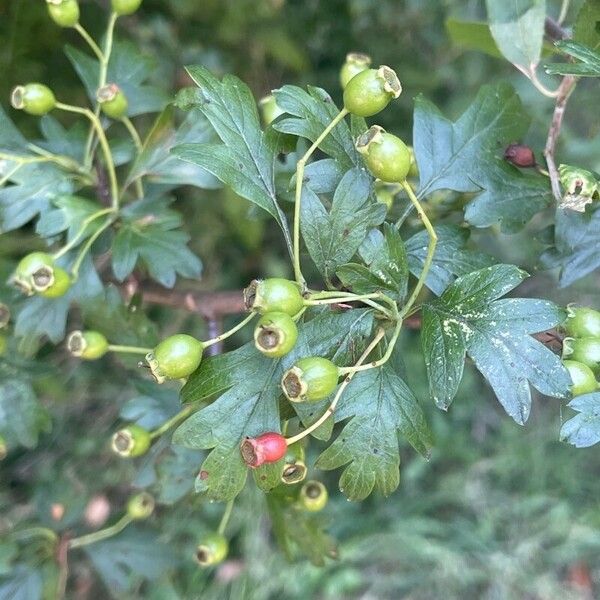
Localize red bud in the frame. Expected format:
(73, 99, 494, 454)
(240, 432, 287, 468)
(504, 143, 536, 168)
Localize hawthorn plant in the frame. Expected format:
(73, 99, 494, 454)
(1, 0, 600, 595)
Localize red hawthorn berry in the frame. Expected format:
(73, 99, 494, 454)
(504, 143, 536, 168)
(240, 432, 287, 468)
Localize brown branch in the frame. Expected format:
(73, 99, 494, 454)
(543, 75, 577, 202)
(544, 16, 567, 42)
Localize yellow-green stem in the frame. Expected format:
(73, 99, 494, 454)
(150, 404, 196, 440)
(107, 344, 153, 355)
(11, 527, 58, 544)
(70, 217, 114, 279)
(121, 117, 144, 198)
(398, 181, 437, 320)
(68, 514, 132, 549)
(74, 24, 104, 61)
(203, 312, 256, 348)
(53, 208, 115, 260)
(217, 499, 235, 536)
(285, 327, 386, 446)
(293, 108, 349, 288)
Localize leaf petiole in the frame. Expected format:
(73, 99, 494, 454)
(217, 499, 235, 536)
(149, 404, 197, 440)
(68, 514, 133, 549)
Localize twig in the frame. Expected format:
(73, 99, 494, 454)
(544, 16, 567, 42)
(543, 75, 577, 202)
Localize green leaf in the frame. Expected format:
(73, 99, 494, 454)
(272, 85, 359, 167)
(541, 207, 600, 287)
(0, 378, 49, 449)
(414, 83, 543, 232)
(0, 565, 43, 600)
(337, 224, 409, 301)
(421, 265, 571, 422)
(126, 107, 220, 189)
(173, 309, 374, 501)
(38, 116, 87, 163)
(560, 392, 600, 448)
(573, 0, 600, 49)
(546, 40, 600, 76)
(445, 19, 503, 58)
(0, 105, 28, 153)
(315, 345, 432, 501)
(85, 529, 178, 593)
(112, 197, 202, 288)
(120, 380, 180, 430)
(65, 42, 169, 116)
(300, 168, 386, 283)
(405, 224, 495, 295)
(35, 195, 101, 242)
(485, 0, 546, 68)
(154, 447, 204, 504)
(172, 66, 292, 249)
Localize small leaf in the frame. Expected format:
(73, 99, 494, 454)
(421, 265, 571, 421)
(573, 0, 600, 49)
(546, 41, 600, 77)
(485, 0, 546, 68)
(560, 392, 600, 448)
(445, 18, 503, 58)
(0, 565, 43, 600)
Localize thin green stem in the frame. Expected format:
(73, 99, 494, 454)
(11, 527, 58, 544)
(150, 404, 196, 440)
(558, 0, 570, 24)
(53, 208, 115, 260)
(121, 117, 144, 198)
(285, 328, 386, 446)
(203, 312, 256, 348)
(56, 103, 119, 209)
(107, 344, 153, 355)
(68, 514, 132, 549)
(217, 500, 235, 536)
(304, 292, 394, 320)
(293, 108, 349, 288)
(398, 181, 437, 320)
(70, 217, 114, 279)
(74, 24, 104, 61)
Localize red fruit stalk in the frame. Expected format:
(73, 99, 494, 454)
(240, 432, 287, 468)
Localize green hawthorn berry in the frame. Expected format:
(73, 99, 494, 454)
(67, 330, 109, 360)
(0, 304, 9, 329)
(0, 334, 6, 357)
(112, 424, 152, 457)
(563, 360, 598, 397)
(282, 357, 339, 403)
(281, 443, 307, 485)
(563, 337, 600, 375)
(97, 84, 128, 119)
(46, 0, 80, 27)
(563, 306, 600, 338)
(340, 52, 372, 89)
(356, 125, 411, 183)
(38, 266, 70, 298)
(299, 480, 328, 512)
(11, 83, 56, 116)
(13, 252, 55, 296)
(111, 0, 143, 15)
(0, 435, 6, 460)
(244, 278, 304, 316)
(126, 492, 155, 520)
(259, 94, 285, 125)
(343, 65, 401, 117)
(254, 312, 298, 358)
(195, 532, 228, 567)
(145, 334, 204, 384)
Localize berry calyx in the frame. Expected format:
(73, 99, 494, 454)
(282, 357, 339, 403)
(259, 94, 285, 126)
(298, 480, 328, 512)
(356, 125, 411, 183)
(97, 84, 128, 119)
(343, 65, 401, 117)
(126, 492, 155, 520)
(111, 0, 143, 16)
(38, 267, 71, 298)
(254, 312, 298, 358)
(563, 306, 600, 338)
(240, 432, 287, 468)
(195, 532, 229, 567)
(0, 304, 10, 329)
(563, 360, 598, 397)
(340, 52, 372, 89)
(46, 0, 80, 28)
(563, 338, 600, 375)
(145, 334, 204, 384)
(111, 425, 152, 457)
(13, 252, 59, 296)
(11, 84, 56, 116)
(67, 330, 109, 360)
(244, 278, 304, 316)
(281, 443, 307, 485)
(504, 143, 536, 168)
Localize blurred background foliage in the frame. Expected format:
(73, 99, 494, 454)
(1, 0, 599, 598)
